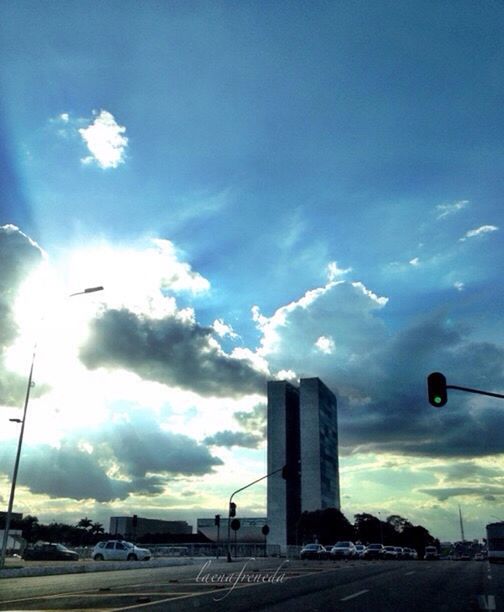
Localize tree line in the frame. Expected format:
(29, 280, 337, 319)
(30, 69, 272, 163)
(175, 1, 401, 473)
(2, 509, 439, 554)
(298, 509, 439, 555)
(0, 515, 111, 547)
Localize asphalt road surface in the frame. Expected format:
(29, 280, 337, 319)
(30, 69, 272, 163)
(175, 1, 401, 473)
(0, 558, 502, 611)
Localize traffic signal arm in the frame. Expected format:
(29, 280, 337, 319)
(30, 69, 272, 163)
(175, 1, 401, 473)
(427, 371, 504, 407)
(447, 384, 504, 400)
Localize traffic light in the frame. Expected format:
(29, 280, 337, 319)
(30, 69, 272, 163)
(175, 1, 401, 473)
(214, 514, 221, 527)
(229, 502, 236, 517)
(427, 372, 447, 407)
(132, 514, 138, 528)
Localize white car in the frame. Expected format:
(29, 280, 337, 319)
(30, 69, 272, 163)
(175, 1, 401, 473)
(92, 540, 151, 561)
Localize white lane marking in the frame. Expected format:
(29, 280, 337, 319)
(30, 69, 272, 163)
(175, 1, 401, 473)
(405, 571, 415, 575)
(478, 595, 496, 610)
(340, 589, 369, 602)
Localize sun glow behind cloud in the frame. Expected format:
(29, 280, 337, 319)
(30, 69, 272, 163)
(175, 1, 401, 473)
(1, 223, 503, 537)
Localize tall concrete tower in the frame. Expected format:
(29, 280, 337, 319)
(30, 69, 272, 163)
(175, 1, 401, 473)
(266, 377, 339, 551)
(300, 378, 340, 511)
(266, 381, 301, 550)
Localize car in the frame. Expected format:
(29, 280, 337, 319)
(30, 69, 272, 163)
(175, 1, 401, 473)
(395, 547, 405, 559)
(23, 542, 79, 561)
(330, 541, 357, 559)
(474, 552, 487, 561)
(92, 540, 151, 561)
(362, 543, 384, 559)
(300, 544, 329, 560)
(382, 546, 399, 560)
(402, 547, 416, 560)
(354, 544, 366, 558)
(424, 546, 440, 560)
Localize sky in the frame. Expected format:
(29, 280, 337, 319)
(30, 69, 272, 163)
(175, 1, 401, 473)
(0, 0, 503, 542)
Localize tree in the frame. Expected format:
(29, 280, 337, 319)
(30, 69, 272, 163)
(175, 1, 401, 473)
(401, 524, 436, 557)
(354, 513, 383, 544)
(90, 522, 105, 535)
(386, 515, 412, 534)
(77, 517, 93, 530)
(298, 508, 354, 545)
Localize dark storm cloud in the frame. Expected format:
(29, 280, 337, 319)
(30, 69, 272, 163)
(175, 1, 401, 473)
(0, 442, 131, 502)
(261, 280, 502, 459)
(80, 308, 267, 398)
(0, 225, 44, 406)
(0, 415, 223, 502)
(438, 462, 502, 481)
(101, 416, 224, 477)
(204, 430, 263, 449)
(332, 316, 504, 459)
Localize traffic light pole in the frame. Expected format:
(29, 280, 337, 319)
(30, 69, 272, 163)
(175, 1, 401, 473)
(226, 466, 284, 562)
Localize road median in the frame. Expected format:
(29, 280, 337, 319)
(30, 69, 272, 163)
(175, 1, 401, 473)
(0, 557, 195, 579)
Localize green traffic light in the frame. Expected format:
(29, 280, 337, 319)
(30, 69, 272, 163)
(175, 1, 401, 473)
(427, 372, 448, 407)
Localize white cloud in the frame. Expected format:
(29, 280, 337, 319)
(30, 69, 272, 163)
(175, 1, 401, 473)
(327, 261, 352, 281)
(459, 225, 499, 242)
(275, 369, 297, 381)
(350, 281, 389, 306)
(315, 335, 335, 354)
(212, 319, 239, 339)
(454, 281, 465, 292)
(409, 257, 420, 267)
(79, 110, 128, 169)
(254, 276, 389, 381)
(436, 200, 469, 219)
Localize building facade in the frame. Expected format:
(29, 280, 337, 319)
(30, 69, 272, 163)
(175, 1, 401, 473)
(266, 381, 301, 550)
(300, 378, 340, 511)
(109, 516, 192, 540)
(197, 517, 268, 543)
(267, 377, 339, 550)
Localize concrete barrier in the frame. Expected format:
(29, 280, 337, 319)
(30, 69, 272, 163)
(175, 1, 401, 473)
(0, 556, 195, 579)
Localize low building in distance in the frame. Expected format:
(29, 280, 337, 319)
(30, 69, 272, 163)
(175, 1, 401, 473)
(109, 516, 192, 540)
(197, 517, 268, 543)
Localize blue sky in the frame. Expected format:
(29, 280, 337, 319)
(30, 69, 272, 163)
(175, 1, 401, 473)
(0, 1, 503, 541)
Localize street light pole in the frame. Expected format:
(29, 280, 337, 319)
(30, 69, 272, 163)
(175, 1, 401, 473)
(226, 465, 285, 562)
(0, 286, 103, 569)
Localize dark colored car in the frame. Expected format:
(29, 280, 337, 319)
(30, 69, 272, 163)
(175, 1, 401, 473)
(23, 543, 79, 561)
(382, 546, 398, 560)
(300, 544, 329, 560)
(362, 543, 384, 559)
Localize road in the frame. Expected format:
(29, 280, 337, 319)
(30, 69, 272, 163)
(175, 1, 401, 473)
(0, 558, 502, 611)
